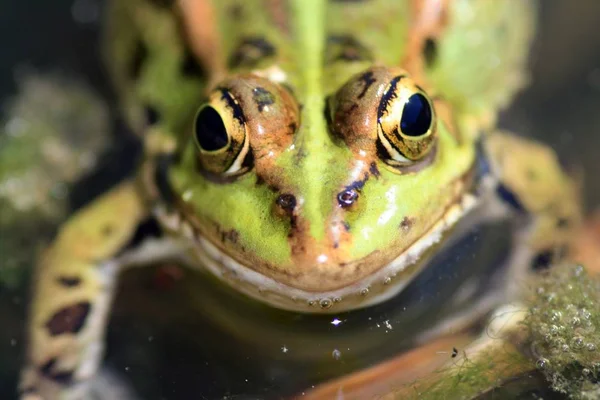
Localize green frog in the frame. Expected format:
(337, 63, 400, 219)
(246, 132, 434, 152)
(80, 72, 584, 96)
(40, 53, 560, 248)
(19, 0, 581, 398)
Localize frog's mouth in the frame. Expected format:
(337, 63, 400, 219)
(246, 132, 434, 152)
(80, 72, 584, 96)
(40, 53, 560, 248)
(156, 189, 479, 313)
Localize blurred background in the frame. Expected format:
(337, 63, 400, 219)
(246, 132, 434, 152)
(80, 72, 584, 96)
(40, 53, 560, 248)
(0, 1, 599, 399)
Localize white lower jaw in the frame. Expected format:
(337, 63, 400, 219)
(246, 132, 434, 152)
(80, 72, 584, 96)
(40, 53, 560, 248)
(159, 193, 478, 313)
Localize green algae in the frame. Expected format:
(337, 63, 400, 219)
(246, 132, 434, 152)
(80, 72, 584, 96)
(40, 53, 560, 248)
(525, 263, 600, 399)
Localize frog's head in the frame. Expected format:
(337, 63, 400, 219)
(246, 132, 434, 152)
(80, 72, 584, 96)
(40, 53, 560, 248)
(167, 66, 476, 312)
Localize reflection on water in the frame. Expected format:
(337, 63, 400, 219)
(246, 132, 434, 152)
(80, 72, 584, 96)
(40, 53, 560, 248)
(107, 220, 511, 398)
(1, 1, 600, 399)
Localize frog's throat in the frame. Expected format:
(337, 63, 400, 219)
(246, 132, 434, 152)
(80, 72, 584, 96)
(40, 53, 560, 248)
(157, 192, 478, 313)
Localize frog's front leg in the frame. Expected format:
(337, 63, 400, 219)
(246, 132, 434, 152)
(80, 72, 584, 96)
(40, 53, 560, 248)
(19, 182, 185, 400)
(485, 131, 582, 282)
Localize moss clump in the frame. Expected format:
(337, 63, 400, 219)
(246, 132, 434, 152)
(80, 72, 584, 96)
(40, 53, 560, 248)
(0, 73, 109, 287)
(395, 346, 532, 400)
(526, 263, 600, 398)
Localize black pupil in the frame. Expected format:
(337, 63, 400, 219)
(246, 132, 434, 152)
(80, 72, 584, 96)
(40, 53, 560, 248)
(400, 93, 432, 137)
(195, 106, 228, 151)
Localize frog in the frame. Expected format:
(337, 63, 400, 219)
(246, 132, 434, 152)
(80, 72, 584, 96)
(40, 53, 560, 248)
(19, 0, 581, 398)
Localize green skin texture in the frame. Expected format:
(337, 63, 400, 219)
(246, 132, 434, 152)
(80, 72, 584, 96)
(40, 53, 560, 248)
(163, 0, 535, 272)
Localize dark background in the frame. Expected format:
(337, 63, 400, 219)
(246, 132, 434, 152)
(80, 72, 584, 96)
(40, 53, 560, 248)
(1, 1, 600, 399)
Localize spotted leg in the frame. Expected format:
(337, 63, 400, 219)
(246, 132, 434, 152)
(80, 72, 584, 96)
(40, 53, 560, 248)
(18, 182, 183, 400)
(485, 131, 582, 285)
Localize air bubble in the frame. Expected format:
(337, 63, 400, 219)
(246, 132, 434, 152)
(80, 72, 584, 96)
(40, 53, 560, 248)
(550, 325, 560, 336)
(582, 368, 591, 376)
(360, 288, 369, 296)
(546, 292, 557, 303)
(333, 297, 342, 303)
(571, 317, 581, 326)
(561, 344, 570, 353)
(308, 300, 316, 307)
(536, 358, 549, 370)
(581, 309, 591, 320)
(574, 264, 585, 277)
(319, 299, 332, 309)
(383, 277, 392, 285)
(586, 343, 596, 352)
(550, 310, 562, 322)
(572, 336, 584, 349)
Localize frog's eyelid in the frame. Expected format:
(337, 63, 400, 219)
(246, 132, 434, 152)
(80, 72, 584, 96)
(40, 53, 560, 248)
(376, 130, 412, 164)
(224, 130, 251, 175)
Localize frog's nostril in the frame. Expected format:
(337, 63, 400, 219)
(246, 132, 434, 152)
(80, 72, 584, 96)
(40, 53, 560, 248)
(276, 194, 297, 212)
(337, 189, 359, 208)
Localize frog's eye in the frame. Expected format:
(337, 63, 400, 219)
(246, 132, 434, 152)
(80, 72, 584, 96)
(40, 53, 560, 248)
(377, 77, 437, 165)
(193, 89, 251, 176)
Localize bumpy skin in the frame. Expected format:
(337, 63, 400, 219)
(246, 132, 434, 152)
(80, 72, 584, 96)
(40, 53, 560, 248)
(20, 183, 147, 399)
(20, 0, 580, 398)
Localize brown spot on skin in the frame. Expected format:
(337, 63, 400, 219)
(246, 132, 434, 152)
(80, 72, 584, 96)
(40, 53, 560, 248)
(369, 162, 380, 178)
(423, 37, 437, 67)
(342, 221, 351, 232)
(45, 302, 91, 336)
(221, 229, 240, 244)
(557, 217, 570, 229)
(400, 216, 416, 232)
(276, 194, 297, 212)
(338, 172, 370, 208)
(129, 40, 148, 80)
(403, 0, 451, 78)
(228, 37, 276, 69)
(288, 121, 298, 134)
(229, 4, 243, 20)
(144, 105, 160, 126)
(178, 0, 224, 79)
(325, 35, 373, 64)
(57, 276, 81, 287)
(337, 189, 359, 208)
(252, 87, 275, 112)
(101, 225, 114, 236)
(39, 358, 74, 385)
(210, 220, 241, 246)
(357, 71, 376, 99)
(181, 48, 206, 79)
(530, 247, 567, 271)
